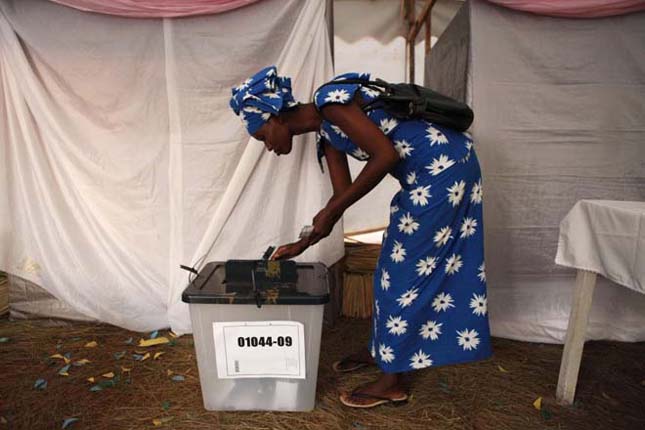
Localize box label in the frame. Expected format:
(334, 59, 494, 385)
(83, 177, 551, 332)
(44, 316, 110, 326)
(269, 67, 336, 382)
(213, 321, 306, 379)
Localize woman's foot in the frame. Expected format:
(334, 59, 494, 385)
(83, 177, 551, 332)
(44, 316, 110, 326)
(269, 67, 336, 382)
(332, 348, 376, 373)
(339, 373, 408, 408)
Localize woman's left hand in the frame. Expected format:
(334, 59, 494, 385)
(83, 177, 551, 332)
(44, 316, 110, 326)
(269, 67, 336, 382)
(271, 238, 310, 260)
(308, 205, 342, 245)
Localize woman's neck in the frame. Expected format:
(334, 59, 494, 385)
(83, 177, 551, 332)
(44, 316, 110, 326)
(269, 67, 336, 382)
(283, 103, 322, 136)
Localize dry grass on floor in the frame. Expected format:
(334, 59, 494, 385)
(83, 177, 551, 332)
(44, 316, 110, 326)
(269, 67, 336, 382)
(0, 317, 644, 430)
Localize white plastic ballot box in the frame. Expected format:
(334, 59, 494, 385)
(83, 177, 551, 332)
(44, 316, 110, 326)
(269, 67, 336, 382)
(182, 261, 330, 411)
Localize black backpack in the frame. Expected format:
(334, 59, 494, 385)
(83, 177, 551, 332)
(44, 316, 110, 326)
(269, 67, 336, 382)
(318, 78, 474, 132)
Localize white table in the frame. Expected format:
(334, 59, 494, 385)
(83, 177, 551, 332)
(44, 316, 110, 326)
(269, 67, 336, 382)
(554, 200, 645, 405)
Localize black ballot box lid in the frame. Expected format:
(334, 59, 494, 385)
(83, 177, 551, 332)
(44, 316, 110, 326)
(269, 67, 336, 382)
(181, 261, 330, 305)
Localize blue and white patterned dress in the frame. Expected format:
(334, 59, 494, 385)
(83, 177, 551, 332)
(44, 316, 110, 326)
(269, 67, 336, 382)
(315, 73, 492, 373)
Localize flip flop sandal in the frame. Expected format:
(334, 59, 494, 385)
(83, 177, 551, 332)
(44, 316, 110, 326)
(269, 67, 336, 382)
(339, 391, 409, 409)
(332, 356, 373, 373)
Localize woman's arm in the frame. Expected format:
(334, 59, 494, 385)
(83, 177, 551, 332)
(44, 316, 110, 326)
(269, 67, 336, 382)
(307, 100, 399, 245)
(272, 99, 398, 260)
(324, 140, 352, 198)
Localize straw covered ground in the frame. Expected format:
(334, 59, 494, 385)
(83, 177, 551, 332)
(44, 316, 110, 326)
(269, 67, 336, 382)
(0, 316, 644, 430)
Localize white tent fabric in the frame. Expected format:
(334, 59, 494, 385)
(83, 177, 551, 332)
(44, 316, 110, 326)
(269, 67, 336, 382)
(0, 0, 343, 334)
(426, 0, 645, 343)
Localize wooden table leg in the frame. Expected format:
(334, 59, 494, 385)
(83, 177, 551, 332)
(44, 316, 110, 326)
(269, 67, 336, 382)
(556, 269, 597, 405)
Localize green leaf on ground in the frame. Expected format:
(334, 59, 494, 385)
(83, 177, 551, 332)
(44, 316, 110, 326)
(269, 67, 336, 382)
(90, 376, 120, 392)
(61, 417, 79, 429)
(438, 381, 450, 393)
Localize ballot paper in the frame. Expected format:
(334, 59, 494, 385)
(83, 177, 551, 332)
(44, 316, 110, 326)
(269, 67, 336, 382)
(213, 321, 306, 379)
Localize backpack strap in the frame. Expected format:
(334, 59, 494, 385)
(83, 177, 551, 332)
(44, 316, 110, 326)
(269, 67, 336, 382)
(315, 78, 391, 112)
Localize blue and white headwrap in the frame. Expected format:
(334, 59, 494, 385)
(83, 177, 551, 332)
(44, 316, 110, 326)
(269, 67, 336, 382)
(229, 66, 298, 135)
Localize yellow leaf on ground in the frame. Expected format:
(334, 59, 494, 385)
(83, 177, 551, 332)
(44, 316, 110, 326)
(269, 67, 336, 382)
(51, 353, 71, 364)
(121, 366, 131, 373)
(141, 353, 151, 361)
(533, 397, 542, 410)
(84, 341, 98, 348)
(75, 359, 91, 365)
(102, 372, 115, 378)
(166, 369, 173, 376)
(498, 365, 508, 373)
(138, 337, 170, 347)
(152, 417, 173, 427)
(59, 372, 69, 377)
(154, 352, 165, 360)
(87, 377, 95, 383)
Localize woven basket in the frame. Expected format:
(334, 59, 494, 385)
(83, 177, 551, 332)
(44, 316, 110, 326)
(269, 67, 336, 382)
(0, 273, 8, 316)
(341, 243, 381, 319)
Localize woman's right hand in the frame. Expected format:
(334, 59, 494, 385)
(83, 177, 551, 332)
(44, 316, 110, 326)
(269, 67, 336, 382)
(308, 205, 342, 246)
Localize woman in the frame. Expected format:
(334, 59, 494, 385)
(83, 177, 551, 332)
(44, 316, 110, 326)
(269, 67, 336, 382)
(230, 66, 492, 409)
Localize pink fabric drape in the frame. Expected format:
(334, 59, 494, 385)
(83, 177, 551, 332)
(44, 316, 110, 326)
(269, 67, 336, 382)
(486, 0, 645, 18)
(48, 0, 262, 18)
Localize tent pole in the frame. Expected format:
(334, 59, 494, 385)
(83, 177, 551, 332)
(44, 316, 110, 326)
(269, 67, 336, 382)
(406, 0, 436, 83)
(404, 0, 415, 83)
(326, 0, 335, 67)
(425, 4, 432, 55)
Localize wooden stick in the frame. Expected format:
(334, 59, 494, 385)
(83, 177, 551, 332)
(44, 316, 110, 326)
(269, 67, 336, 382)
(406, 0, 436, 83)
(407, 0, 435, 42)
(408, 31, 415, 83)
(326, 0, 334, 66)
(405, 0, 415, 83)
